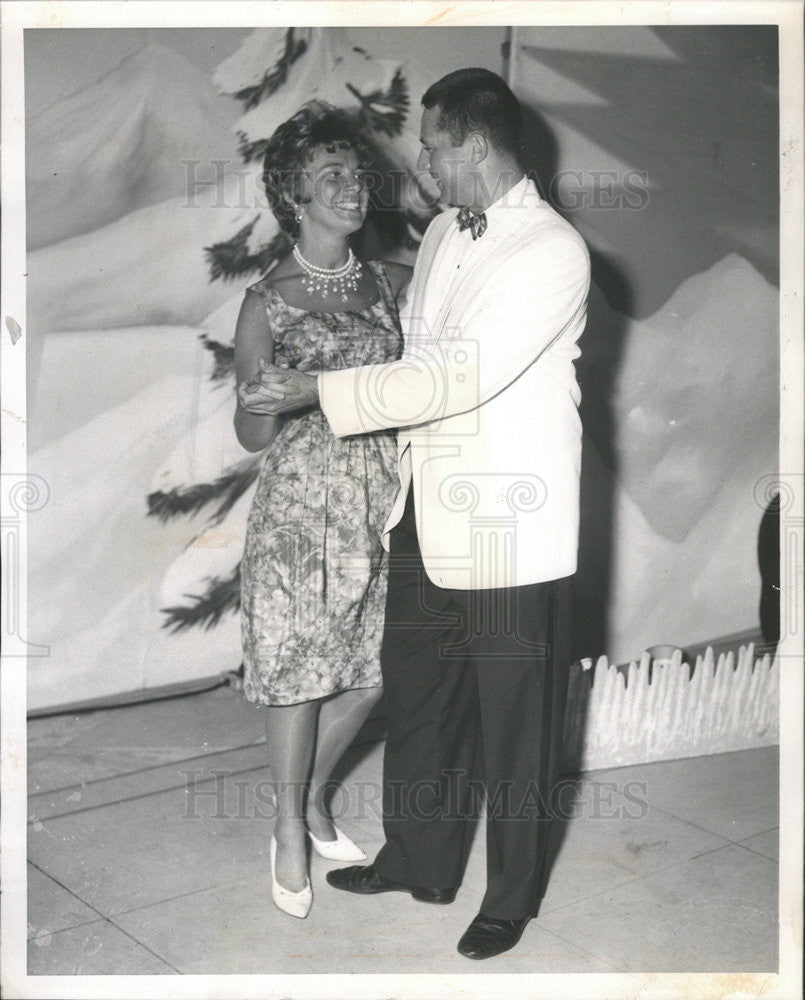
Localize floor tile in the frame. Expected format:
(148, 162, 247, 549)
(28, 772, 273, 917)
(590, 747, 779, 843)
(25, 688, 782, 978)
(473, 926, 618, 974)
(27, 711, 107, 752)
(739, 827, 779, 861)
(29, 744, 266, 823)
(114, 871, 467, 974)
(538, 843, 778, 972)
(27, 918, 177, 975)
(28, 686, 265, 793)
(114, 870, 613, 975)
(26, 754, 380, 921)
(27, 864, 99, 940)
(537, 777, 730, 913)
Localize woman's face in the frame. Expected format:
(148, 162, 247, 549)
(298, 145, 369, 235)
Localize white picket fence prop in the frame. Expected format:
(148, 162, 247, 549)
(562, 644, 779, 772)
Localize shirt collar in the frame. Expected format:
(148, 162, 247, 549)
(484, 174, 539, 217)
(447, 176, 539, 243)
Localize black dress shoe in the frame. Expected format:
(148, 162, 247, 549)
(325, 864, 456, 904)
(457, 913, 530, 959)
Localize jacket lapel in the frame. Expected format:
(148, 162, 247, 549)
(404, 212, 454, 343)
(433, 213, 533, 338)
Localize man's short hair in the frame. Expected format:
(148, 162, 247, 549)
(421, 68, 521, 158)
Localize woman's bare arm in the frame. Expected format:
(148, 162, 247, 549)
(234, 289, 281, 452)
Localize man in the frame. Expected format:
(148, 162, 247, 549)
(245, 68, 590, 959)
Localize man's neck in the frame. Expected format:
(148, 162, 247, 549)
(469, 160, 525, 213)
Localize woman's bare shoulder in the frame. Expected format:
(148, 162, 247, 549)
(255, 253, 297, 288)
(248, 256, 304, 304)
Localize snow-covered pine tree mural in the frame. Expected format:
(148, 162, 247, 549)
(147, 28, 438, 638)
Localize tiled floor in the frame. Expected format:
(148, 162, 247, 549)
(25, 685, 779, 976)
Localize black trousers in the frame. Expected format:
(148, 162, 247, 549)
(373, 488, 572, 919)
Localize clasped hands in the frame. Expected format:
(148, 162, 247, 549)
(238, 357, 320, 415)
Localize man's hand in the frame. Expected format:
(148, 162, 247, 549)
(237, 357, 319, 415)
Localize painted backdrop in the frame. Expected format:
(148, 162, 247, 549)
(26, 26, 778, 710)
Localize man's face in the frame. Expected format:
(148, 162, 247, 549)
(417, 105, 473, 207)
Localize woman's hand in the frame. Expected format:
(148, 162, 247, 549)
(237, 357, 277, 414)
(238, 357, 319, 415)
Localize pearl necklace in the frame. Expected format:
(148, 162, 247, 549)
(292, 245, 363, 303)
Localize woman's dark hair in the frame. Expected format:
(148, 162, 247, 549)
(421, 68, 521, 158)
(261, 101, 371, 235)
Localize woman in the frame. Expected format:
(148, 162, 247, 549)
(235, 102, 410, 919)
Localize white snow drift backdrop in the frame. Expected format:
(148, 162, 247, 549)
(26, 26, 779, 716)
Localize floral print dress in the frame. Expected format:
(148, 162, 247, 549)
(240, 261, 403, 705)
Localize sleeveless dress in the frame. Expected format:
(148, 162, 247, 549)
(240, 261, 403, 706)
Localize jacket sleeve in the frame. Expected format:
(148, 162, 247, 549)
(319, 227, 590, 437)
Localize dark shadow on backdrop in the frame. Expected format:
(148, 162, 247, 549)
(521, 102, 632, 665)
(519, 108, 633, 898)
(758, 493, 780, 655)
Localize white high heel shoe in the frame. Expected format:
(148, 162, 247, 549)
(270, 836, 312, 918)
(307, 825, 367, 862)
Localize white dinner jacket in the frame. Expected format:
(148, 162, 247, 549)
(319, 179, 590, 590)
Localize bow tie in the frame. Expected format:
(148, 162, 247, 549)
(456, 206, 487, 240)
